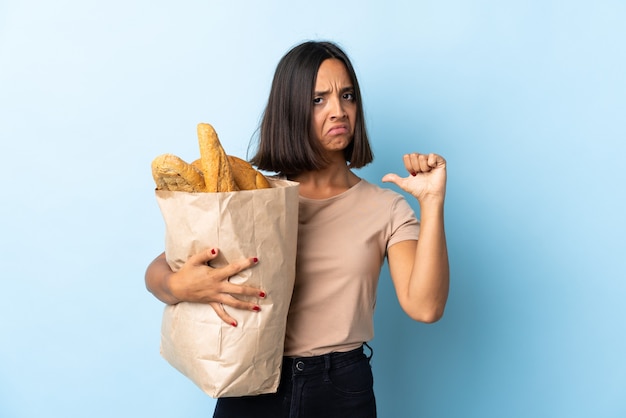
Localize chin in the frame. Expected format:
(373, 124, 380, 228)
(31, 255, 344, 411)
(324, 136, 353, 150)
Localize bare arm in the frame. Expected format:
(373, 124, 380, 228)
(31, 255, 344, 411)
(145, 248, 265, 326)
(145, 252, 182, 305)
(382, 153, 450, 323)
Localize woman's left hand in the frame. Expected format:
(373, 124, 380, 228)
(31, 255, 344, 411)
(382, 153, 447, 204)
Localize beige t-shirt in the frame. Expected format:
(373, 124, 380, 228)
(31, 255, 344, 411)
(283, 179, 420, 357)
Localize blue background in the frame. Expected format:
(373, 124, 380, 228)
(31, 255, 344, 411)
(1, 1, 624, 417)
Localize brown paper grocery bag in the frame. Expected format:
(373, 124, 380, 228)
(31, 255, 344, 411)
(155, 178, 299, 398)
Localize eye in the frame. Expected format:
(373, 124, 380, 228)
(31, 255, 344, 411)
(343, 92, 355, 101)
(313, 97, 323, 105)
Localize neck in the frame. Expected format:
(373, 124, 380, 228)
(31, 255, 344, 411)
(291, 160, 360, 199)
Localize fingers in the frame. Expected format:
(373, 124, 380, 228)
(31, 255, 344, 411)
(188, 248, 259, 275)
(171, 247, 267, 328)
(217, 257, 265, 311)
(403, 153, 445, 175)
(218, 255, 259, 278)
(209, 302, 239, 328)
(221, 279, 266, 298)
(209, 283, 264, 328)
(195, 249, 264, 327)
(187, 247, 220, 266)
(404, 153, 429, 175)
(217, 289, 263, 310)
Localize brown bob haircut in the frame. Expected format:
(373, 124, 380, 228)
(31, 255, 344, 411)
(250, 41, 373, 176)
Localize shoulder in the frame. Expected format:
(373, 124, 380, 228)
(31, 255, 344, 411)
(357, 178, 409, 204)
(355, 179, 417, 217)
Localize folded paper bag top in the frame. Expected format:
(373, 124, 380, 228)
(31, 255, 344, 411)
(156, 178, 299, 398)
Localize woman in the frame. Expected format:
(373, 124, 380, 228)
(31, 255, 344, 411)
(145, 41, 449, 418)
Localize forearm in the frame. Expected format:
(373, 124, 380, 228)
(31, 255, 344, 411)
(383, 151, 449, 322)
(408, 200, 449, 322)
(145, 253, 181, 305)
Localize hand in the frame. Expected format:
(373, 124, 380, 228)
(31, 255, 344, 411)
(382, 153, 447, 204)
(168, 248, 265, 327)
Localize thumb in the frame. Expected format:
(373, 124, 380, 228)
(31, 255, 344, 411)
(382, 173, 402, 185)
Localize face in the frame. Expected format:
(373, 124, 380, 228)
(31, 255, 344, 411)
(310, 58, 357, 157)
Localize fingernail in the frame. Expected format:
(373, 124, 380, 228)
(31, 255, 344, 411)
(253, 257, 259, 263)
(411, 172, 417, 177)
(231, 321, 237, 327)
(252, 305, 261, 312)
(211, 248, 216, 255)
(259, 291, 266, 298)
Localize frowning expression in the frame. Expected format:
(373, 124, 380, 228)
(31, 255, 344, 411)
(310, 58, 357, 157)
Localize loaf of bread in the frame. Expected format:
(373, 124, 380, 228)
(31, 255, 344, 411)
(227, 156, 271, 191)
(152, 123, 271, 193)
(151, 153, 205, 192)
(197, 123, 239, 193)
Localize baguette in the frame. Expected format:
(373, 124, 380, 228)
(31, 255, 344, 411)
(197, 123, 239, 192)
(152, 122, 271, 192)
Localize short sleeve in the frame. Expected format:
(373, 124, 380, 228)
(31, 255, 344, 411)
(387, 195, 420, 250)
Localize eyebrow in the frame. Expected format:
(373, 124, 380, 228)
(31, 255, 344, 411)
(313, 86, 355, 96)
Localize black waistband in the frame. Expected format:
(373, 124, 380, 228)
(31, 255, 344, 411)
(283, 344, 372, 375)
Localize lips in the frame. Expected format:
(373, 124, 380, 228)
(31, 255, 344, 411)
(327, 125, 349, 135)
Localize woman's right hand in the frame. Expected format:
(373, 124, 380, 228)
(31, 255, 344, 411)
(145, 248, 265, 327)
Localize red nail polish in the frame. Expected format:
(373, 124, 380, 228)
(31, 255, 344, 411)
(411, 172, 417, 177)
(253, 257, 259, 263)
(231, 321, 237, 327)
(259, 291, 266, 298)
(252, 305, 261, 312)
(211, 248, 216, 255)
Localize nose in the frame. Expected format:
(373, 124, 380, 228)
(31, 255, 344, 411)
(329, 96, 347, 120)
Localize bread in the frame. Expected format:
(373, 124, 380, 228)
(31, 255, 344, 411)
(227, 156, 271, 191)
(152, 122, 271, 193)
(151, 153, 205, 192)
(197, 123, 239, 192)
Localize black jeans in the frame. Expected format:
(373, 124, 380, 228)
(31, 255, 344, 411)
(213, 345, 376, 418)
